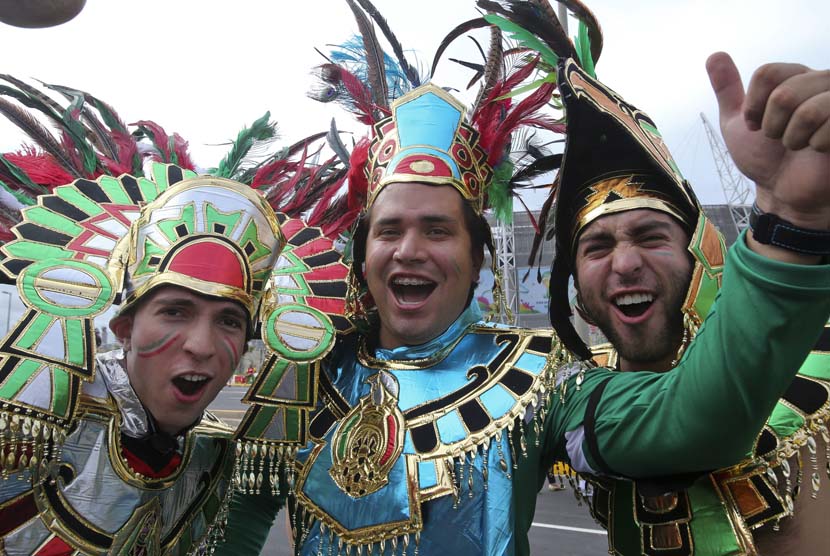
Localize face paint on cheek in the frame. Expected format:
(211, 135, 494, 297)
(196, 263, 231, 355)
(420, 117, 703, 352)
(220, 336, 240, 369)
(136, 332, 180, 359)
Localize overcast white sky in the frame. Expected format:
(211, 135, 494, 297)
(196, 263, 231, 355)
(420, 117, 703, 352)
(0, 0, 826, 208)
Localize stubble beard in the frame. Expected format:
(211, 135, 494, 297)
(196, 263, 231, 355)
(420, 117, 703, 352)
(602, 311, 685, 371)
(580, 275, 691, 372)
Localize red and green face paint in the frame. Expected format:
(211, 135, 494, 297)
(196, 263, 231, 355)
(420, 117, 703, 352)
(136, 331, 240, 372)
(220, 336, 241, 370)
(136, 332, 180, 359)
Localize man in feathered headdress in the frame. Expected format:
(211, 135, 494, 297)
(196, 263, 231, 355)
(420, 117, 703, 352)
(0, 162, 296, 554)
(0, 67, 360, 553)
(220, 46, 830, 553)
(544, 51, 830, 555)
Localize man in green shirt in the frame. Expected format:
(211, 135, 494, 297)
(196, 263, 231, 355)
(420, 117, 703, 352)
(545, 53, 829, 555)
(221, 52, 829, 556)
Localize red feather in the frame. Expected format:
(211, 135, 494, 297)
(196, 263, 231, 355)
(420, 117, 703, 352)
(0, 224, 14, 243)
(101, 130, 140, 175)
(318, 64, 379, 126)
(57, 131, 87, 177)
(314, 137, 372, 237)
(346, 138, 371, 212)
(7, 149, 75, 187)
(484, 81, 557, 167)
(280, 151, 333, 216)
(251, 159, 295, 190)
(133, 120, 172, 162)
(274, 147, 313, 214)
(307, 172, 349, 230)
(303, 137, 370, 237)
(171, 133, 196, 171)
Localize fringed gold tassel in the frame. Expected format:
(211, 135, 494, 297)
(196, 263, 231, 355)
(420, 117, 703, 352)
(481, 442, 490, 491)
(198, 471, 235, 554)
(495, 430, 510, 478)
(447, 457, 459, 509)
(508, 422, 518, 471)
(345, 266, 370, 326)
(467, 449, 475, 498)
(0, 408, 64, 479)
(808, 436, 820, 499)
(234, 441, 299, 496)
(670, 311, 702, 367)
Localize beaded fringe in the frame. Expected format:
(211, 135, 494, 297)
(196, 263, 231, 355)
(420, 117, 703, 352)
(768, 421, 830, 530)
(0, 406, 64, 479)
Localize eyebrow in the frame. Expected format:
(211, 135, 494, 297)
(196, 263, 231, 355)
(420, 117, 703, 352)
(151, 296, 247, 319)
(373, 214, 457, 227)
(219, 306, 247, 320)
(151, 296, 197, 308)
(580, 220, 673, 244)
(627, 220, 674, 237)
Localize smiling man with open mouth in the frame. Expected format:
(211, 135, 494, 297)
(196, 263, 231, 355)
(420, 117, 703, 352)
(0, 164, 287, 555)
(546, 52, 830, 555)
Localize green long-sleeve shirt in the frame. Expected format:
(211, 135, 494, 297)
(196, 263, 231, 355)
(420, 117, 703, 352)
(221, 235, 830, 555)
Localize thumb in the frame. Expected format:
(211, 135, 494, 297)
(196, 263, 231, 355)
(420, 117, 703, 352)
(706, 51, 746, 124)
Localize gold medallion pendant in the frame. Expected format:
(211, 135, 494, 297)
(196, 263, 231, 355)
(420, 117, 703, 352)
(329, 371, 405, 497)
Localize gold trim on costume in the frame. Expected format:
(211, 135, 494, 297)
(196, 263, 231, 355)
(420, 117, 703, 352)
(295, 446, 424, 545)
(418, 456, 455, 502)
(106, 411, 196, 490)
(329, 372, 406, 497)
(356, 333, 465, 371)
(32, 475, 115, 554)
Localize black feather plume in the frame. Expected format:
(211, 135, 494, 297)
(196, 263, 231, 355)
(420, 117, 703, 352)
(345, 0, 389, 110)
(477, 0, 577, 61)
(0, 98, 82, 178)
(353, 0, 421, 87)
(431, 17, 490, 78)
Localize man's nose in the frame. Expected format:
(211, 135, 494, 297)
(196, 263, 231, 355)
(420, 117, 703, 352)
(611, 245, 643, 276)
(393, 231, 424, 263)
(182, 317, 217, 359)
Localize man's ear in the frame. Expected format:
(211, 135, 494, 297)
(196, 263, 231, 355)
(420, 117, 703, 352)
(109, 315, 134, 351)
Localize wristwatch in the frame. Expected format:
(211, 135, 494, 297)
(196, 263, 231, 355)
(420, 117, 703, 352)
(748, 203, 830, 256)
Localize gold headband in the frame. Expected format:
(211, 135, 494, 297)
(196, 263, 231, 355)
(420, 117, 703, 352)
(572, 175, 687, 250)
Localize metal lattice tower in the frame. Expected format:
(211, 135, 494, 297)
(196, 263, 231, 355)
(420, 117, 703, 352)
(700, 113, 754, 233)
(491, 223, 518, 324)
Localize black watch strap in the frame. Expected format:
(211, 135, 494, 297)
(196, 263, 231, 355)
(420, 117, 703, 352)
(748, 203, 830, 255)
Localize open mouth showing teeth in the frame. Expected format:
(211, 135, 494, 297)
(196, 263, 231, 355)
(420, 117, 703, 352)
(172, 374, 210, 396)
(390, 277, 436, 304)
(614, 293, 654, 317)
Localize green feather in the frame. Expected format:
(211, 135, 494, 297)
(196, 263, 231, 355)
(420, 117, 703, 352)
(493, 74, 557, 101)
(487, 161, 515, 224)
(89, 98, 127, 134)
(214, 112, 278, 179)
(60, 93, 99, 175)
(0, 155, 47, 195)
(0, 179, 36, 206)
(575, 21, 596, 78)
(484, 14, 559, 68)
